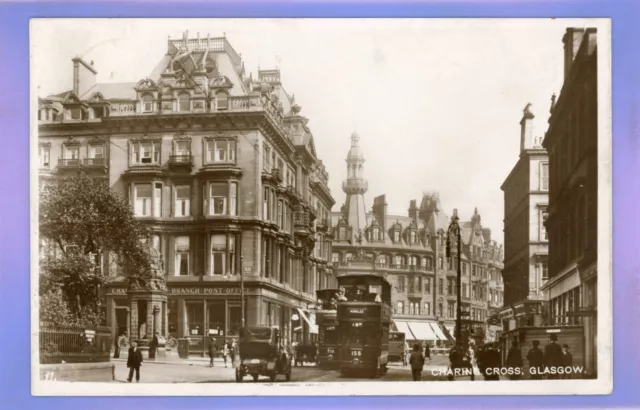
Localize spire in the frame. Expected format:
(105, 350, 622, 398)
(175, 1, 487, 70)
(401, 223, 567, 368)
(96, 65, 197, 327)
(342, 131, 368, 239)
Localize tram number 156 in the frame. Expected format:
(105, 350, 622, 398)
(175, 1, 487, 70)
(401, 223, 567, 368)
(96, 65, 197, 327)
(351, 322, 363, 328)
(351, 350, 362, 357)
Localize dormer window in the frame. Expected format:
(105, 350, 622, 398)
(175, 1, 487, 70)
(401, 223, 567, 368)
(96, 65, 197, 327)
(372, 227, 379, 240)
(393, 231, 400, 243)
(216, 92, 228, 110)
(142, 95, 154, 113)
(178, 93, 190, 112)
(409, 231, 416, 244)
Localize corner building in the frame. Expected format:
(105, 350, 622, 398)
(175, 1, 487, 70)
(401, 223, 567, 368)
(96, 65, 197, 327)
(541, 28, 598, 376)
(37, 32, 336, 350)
(331, 134, 503, 346)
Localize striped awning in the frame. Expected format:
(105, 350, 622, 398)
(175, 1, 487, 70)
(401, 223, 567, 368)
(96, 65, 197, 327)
(407, 321, 440, 341)
(393, 320, 416, 340)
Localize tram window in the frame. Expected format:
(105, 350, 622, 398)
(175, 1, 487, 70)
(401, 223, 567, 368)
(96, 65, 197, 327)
(341, 323, 380, 346)
(389, 333, 404, 342)
(321, 326, 339, 344)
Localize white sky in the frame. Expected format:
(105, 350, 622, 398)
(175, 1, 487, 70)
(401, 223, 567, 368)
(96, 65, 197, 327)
(32, 18, 578, 242)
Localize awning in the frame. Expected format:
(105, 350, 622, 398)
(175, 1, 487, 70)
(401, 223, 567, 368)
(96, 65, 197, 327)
(393, 320, 416, 340)
(407, 321, 440, 341)
(296, 308, 318, 334)
(429, 323, 448, 341)
(445, 325, 456, 337)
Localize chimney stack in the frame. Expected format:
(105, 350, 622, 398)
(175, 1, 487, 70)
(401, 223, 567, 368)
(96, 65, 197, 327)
(408, 199, 418, 221)
(71, 57, 97, 97)
(562, 28, 585, 79)
(520, 103, 535, 153)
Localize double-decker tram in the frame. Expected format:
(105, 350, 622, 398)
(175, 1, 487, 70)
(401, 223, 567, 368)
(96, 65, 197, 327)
(336, 274, 392, 378)
(315, 289, 340, 370)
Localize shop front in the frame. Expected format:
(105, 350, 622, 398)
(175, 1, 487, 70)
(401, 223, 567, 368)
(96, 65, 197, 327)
(104, 282, 316, 353)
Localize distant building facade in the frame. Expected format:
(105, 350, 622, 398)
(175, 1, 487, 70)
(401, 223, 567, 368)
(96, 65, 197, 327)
(498, 103, 549, 332)
(541, 27, 598, 376)
(37, 32, 336, 349)
(330, 133, 503, 346)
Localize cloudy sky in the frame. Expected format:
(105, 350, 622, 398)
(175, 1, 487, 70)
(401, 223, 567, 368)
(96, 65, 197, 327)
(32, 18, 586, 242)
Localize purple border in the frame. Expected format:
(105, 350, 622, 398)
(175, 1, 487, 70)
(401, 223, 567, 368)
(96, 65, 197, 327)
(0, 0, 638, 408)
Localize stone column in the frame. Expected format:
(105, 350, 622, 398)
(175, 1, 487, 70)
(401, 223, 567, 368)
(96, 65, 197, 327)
(153, 305, 161, 335)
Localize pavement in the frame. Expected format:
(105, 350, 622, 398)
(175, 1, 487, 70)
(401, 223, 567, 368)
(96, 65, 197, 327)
(111, 354, 485, 383)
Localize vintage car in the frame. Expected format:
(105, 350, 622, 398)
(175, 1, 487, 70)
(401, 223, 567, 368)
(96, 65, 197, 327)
(293, 343, 318, 367)
(235, 326, 292, 382)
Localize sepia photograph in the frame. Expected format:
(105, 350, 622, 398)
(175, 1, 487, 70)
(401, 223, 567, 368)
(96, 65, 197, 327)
(30, 18, 611, 396)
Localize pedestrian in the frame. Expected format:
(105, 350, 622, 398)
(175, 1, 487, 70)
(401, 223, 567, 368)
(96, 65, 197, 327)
(230, 338, 238, 368)
(126, 340, 143, 383)
(543, 334, 564, 379)
(561, 344, 573, 379)
(222, 341, 230, 368)
(526, 340, 544, 380)
(409, 343, 425, 381)
(403, 340, 410, 366)
(424, 342, 431, 362)
(506, 340, 523, 380)
(149, 332, 159, 360)
(482, 345, 502, 381)
(207, 336, 217, 367)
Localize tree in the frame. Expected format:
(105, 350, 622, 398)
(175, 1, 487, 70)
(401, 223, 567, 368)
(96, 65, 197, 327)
(39, 172, 154, 326)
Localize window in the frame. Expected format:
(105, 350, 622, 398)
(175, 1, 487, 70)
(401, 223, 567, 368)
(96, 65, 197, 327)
(64, 145, 79, 160)
(377, 254, 387, 266)
(133, 183, 162, 217)
(447, 279, 454, 295)
(132, 141, 160, 165)
(38, 145, 50, 168)
(209, 183, 227, 216)
(398, 276, 405, 292)
(174, 185, 190, 217)
(178, 93, 190, 112)
(541, 163, 549, 191)
(89, 145, 104, 159)
(175, 236, 190, 276)
(332, 253, 339, 264)
(186, 302, 204, 336)
(472, 265, 477, 276)
(541, 211, 549, 241)
(409, 302, 419, 315)
(462, 262, 467, 275)
(175, 140, 190, 156)
(277, 200, 284, 228)
(396, 301, 404, 315)
(206, 139, 236, 163)
(448, 301, 455, 318)
(541, 262, 549, 280)
(263, 145, 272, 170)
(462, 283, 468, 298)
(438, 279, 443, 294)
(210, 235, 229, 275)
(263, 188, 270, 220)
(229, 182, 237, 216)
(393, 231, 400, 243)
(437, 303, 443, 317)
(438, 257, 444, 269)
(409, 231, 416, 244)
(424, 278, 431, 293)
(142, 95, 153, 112)
(393, 255, 403, 267)
(372, 227, 379, 240)
(424, 303, 431, 315)
(216, 92, 228, 110)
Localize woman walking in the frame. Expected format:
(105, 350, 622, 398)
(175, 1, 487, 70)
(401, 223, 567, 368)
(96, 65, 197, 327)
(409, 343, 425, 381)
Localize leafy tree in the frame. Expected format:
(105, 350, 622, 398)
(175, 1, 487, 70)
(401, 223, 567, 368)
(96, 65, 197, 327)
(39, 172, 154, 326)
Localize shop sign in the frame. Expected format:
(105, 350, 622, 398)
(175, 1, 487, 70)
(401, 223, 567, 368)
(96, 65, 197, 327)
(170, 287, 257, 296)
(109, 288, 127, 295)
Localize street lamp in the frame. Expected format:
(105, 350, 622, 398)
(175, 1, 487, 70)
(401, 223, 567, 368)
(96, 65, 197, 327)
(446, 209, 462, 352)
(240, 255, 245, 327)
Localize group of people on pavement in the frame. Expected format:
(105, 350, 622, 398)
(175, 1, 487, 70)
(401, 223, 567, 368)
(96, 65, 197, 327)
(207, 336, 238, 368)
(503, 333, 574, 380)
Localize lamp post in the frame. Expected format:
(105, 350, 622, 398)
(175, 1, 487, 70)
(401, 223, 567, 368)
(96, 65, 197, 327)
(240, 255, 245, 327)
(446, 209, 462, 351)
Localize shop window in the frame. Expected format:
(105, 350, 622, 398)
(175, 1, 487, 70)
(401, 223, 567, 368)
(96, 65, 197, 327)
(228, 305, 242, 337)
(186, 302, 204, 336)
(207, 302, 225, 337)
(167, 299, 177, 337)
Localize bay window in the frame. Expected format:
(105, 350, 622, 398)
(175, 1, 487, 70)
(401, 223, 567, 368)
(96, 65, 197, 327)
(133, 183, 162, 217)
(210, 234, 235, 275)
(132, 141, 160, 165)
(175, 236, 190, 276)
(206, 138, 236, 163)
(263, 187, 270, 220)
(174, 185, 190, 217)
(208, 183, 227, 216)
(229, 182, 237, 216)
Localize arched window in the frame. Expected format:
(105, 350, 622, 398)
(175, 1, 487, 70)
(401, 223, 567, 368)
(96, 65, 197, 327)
(142, 95, 154, 113)
(178, 93, 190, 112)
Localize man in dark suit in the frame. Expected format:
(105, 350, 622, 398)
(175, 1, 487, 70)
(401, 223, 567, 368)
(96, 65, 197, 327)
(526, 340, 545, 380)
(561, 344, 573, 379)
(127, 341, 143, 383)
(543, 334, 564, 379)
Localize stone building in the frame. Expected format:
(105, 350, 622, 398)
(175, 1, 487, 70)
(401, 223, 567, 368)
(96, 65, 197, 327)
(37, 32, 336, 350)
(541, 27, 598, 376)
(497, 103, 549, 332)
(330, 133, 503, 346)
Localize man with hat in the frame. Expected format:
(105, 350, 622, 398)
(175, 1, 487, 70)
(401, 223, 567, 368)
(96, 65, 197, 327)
(544, 334, 564, 379)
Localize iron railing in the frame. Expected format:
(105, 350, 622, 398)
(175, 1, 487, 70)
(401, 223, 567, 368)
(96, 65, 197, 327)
(39, 322, 112, 364)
